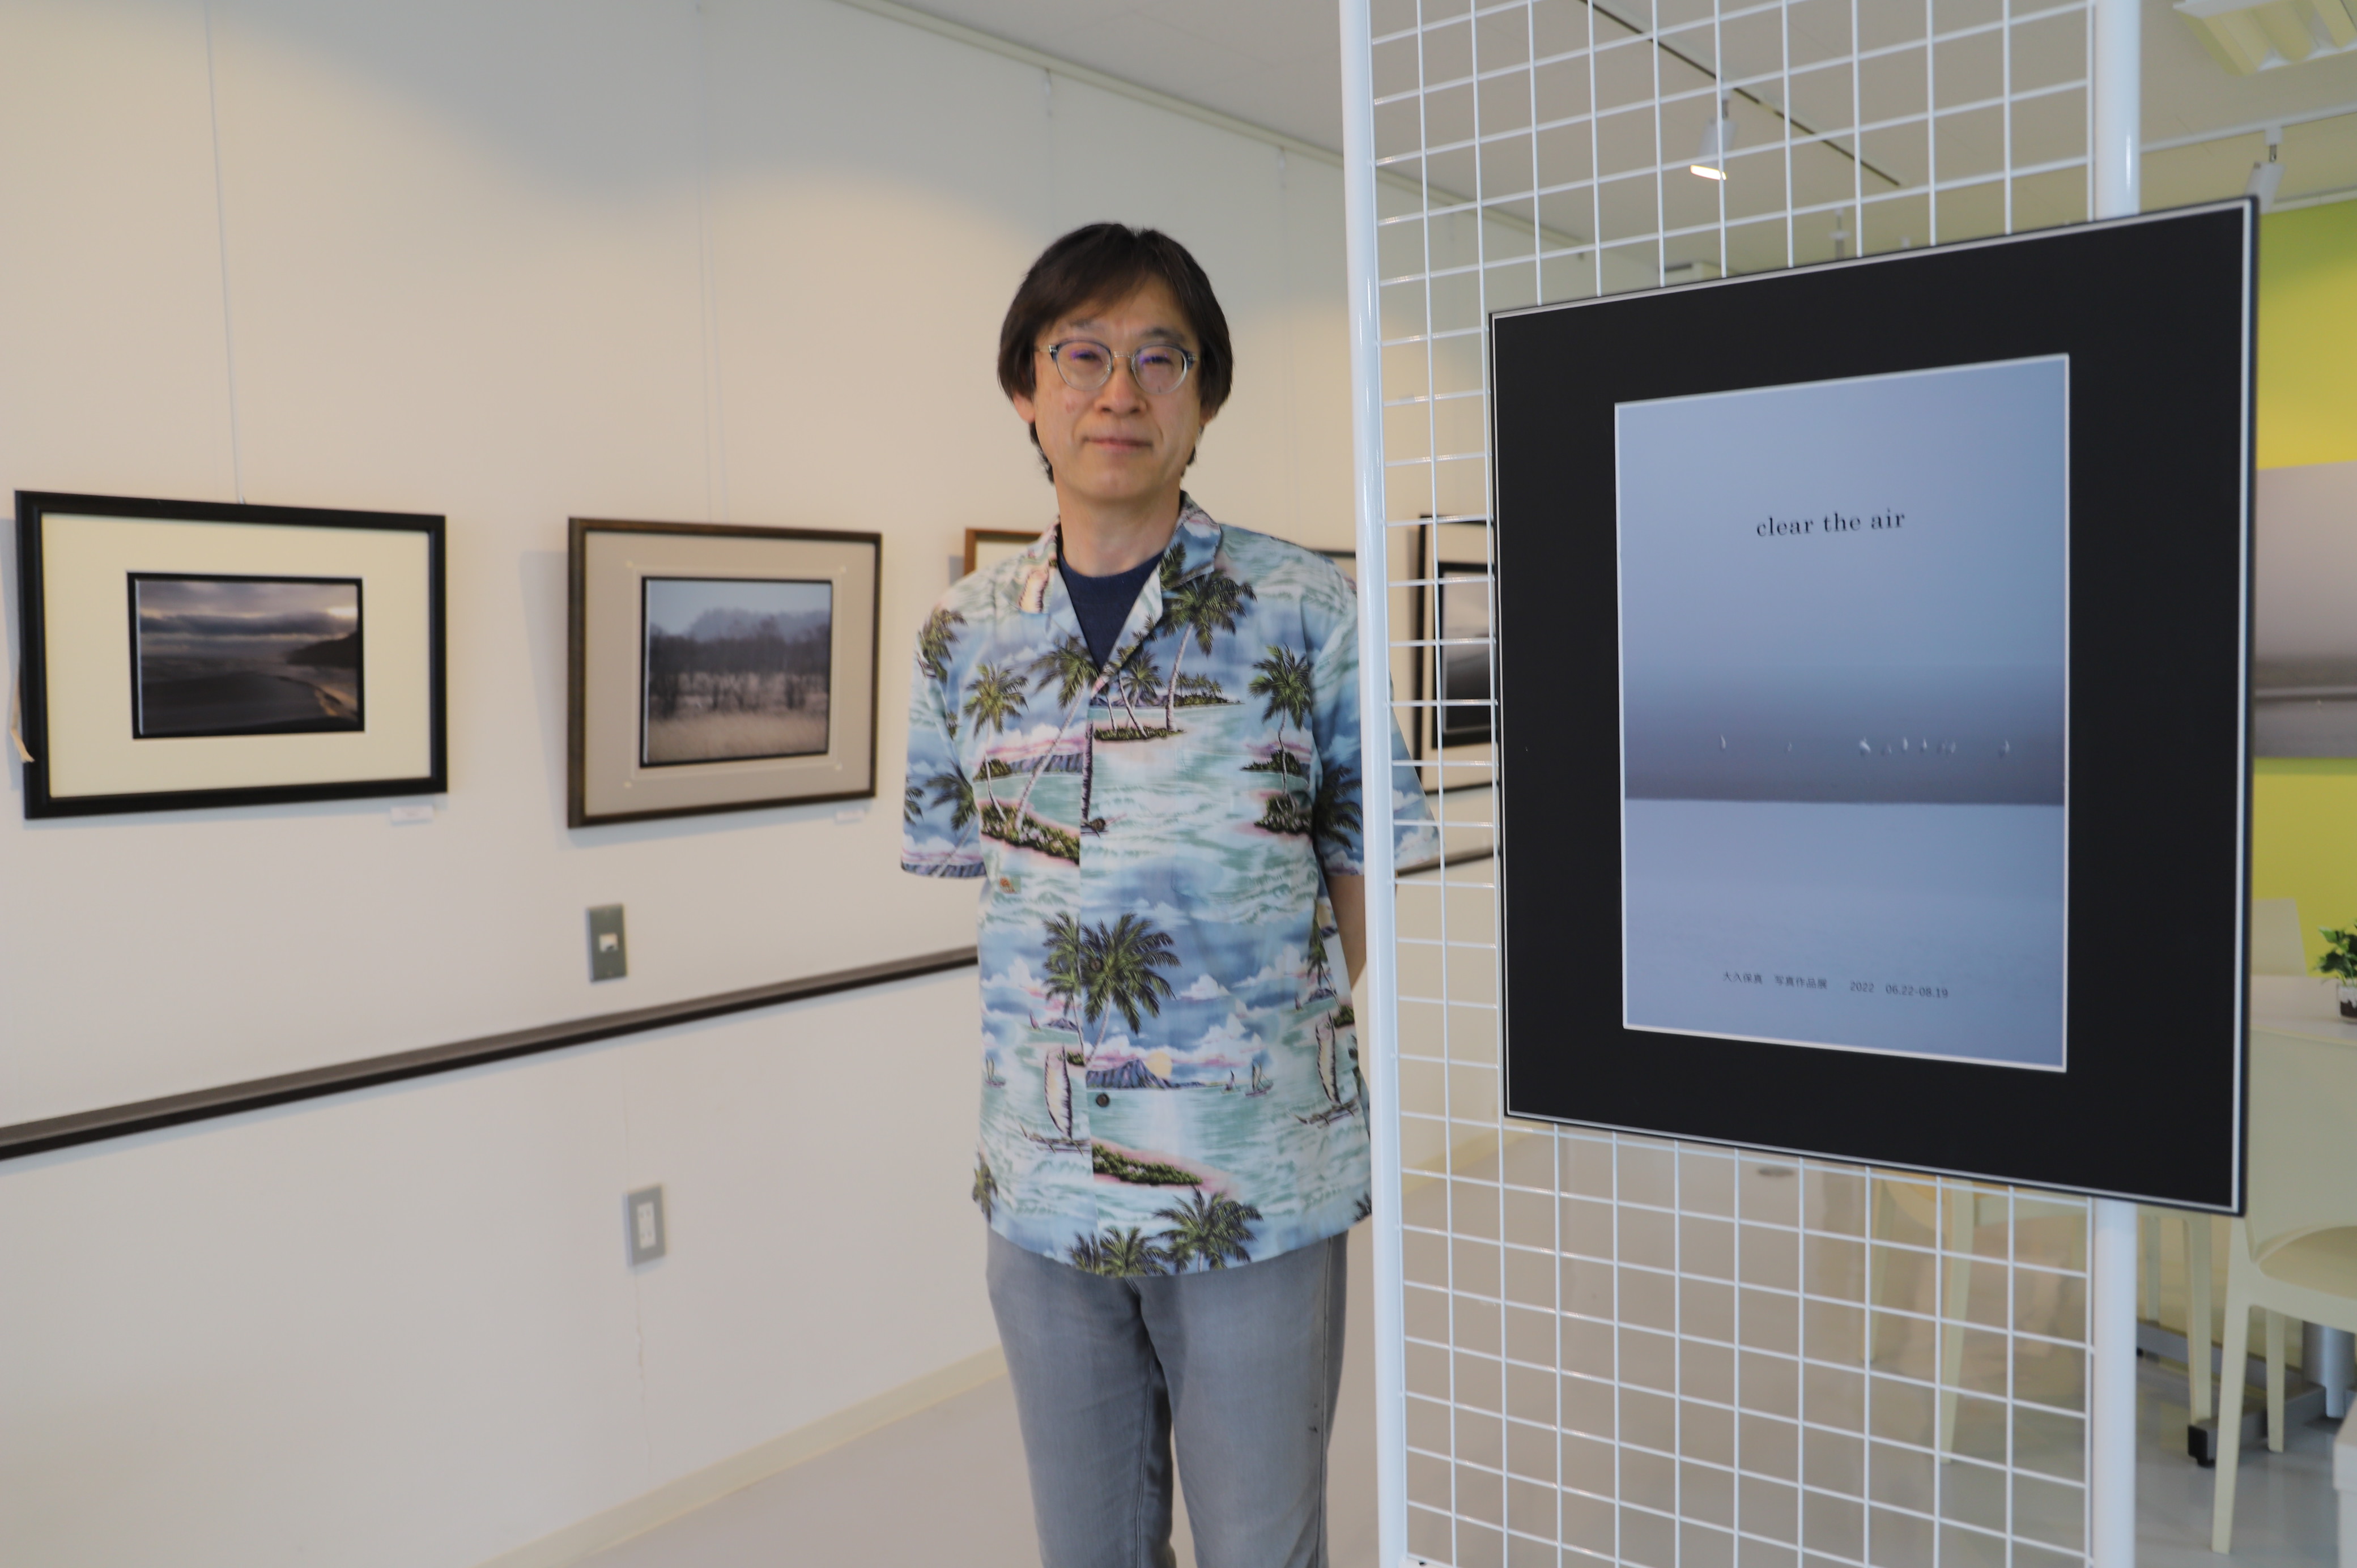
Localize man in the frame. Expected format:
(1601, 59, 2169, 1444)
(901, 223, 1432, 1568)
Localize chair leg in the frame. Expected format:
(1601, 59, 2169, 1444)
(2265, 1309, 2288, 1454)
(1939, 1192, 1973, 1458)
(1865, 1186, 1884, 1366)
(2211, 1254, 2253, 1554)
(2185, 1212, 2214, 1425)
(2141, 1206, 2161, 1321)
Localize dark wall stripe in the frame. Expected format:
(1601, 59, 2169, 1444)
(0, 947, 980, 1161)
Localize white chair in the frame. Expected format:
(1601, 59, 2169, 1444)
(1869, 1179, 2008, 1456)
(2211, 1025, 2357, 1553)
(2250, 897, 2308, 978)
(2140, 1205, 2216, 1429)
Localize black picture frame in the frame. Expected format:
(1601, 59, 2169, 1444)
(1490, 203, 2256, 1211)
(1433, 561, 1493, 749)
(14, 491, 446, 819)
(1409, 520, 1494, 769)
(568, 518, 881, 827)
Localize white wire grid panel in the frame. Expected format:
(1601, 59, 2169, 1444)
(1362, 1, 2103, 1564)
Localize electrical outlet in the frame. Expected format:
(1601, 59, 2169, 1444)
(588, 905, 627, 981)
(625, 1185, 666, 1266)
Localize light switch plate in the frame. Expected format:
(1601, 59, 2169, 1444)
(625, 1185, 666, 1266)
(588, 905, 627, 981)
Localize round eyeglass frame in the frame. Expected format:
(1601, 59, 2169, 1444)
(1039, 338, 1197, 395)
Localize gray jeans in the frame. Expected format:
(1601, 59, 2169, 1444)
(985, 1226, 1348, 1568)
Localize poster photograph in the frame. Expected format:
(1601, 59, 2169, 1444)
(1491, 203, 2253, 1208)
(1616, 357, 2069, 1068)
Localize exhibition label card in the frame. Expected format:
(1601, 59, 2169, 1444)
(1615, 356, 2069, 1068)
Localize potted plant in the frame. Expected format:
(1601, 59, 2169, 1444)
(2318, 924, 2357, 1021)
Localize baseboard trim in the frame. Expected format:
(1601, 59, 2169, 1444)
(473, 1345, 1010, 1568)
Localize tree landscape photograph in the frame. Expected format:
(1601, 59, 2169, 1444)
(640, 577, 831, 765)
(131, 574, 363, 739)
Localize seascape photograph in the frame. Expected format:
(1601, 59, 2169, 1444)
(640, 576, 832, 765)
(131, 574, 364, 739)
(1615, 357, 2070, 1068)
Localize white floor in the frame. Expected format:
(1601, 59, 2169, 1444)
(2138, 1354, 2341, 1567)
(584, 1234, 2339, 1568)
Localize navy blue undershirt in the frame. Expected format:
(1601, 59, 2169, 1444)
(1058, 548, 1165, 669)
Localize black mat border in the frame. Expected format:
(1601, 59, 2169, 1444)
(1490, 203, 2254, 1212)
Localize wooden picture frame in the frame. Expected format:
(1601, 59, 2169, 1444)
(962, 528, 1037, 578)
(14, 490, 446, 818)
(568, 518, 880, 826)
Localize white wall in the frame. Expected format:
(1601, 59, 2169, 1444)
(0, 3, 1354, 1564)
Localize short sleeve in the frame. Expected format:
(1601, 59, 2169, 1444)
(1307, 608, 1438, 878)
(900, 608, 984, 879)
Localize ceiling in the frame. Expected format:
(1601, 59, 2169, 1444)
(893, 0, 2357, 207)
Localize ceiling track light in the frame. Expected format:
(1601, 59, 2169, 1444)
(1691, 97, 1737, 180)
(2248, 125, 2286, 207)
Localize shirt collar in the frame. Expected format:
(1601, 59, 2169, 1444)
(1016, 495, 1223, 616)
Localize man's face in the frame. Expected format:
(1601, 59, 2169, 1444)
(1011, 276, 1215, 513)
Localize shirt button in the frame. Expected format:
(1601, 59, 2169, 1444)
(1095, 1093, 1111, 1107)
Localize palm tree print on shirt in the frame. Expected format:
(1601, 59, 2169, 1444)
(1040, 914, 1086, 1036)
(921, 609, 967, 741)
(1248, 645, 1317, 834)
(1078, 913, 1178, 1059)
(1156, 559, 1254, 731)
(901, 507, 1431, 1276)
(1155, 1191, 1263, 1271)
(972, 1152, 998, 1221)
(964, 664, 1077, 860)
(1029, 636, 1103, 826)
(1036, 912, 1175, 1137)
(1069, 1226, 1168, 1277)
(1311, 764, 1361, 846)
(926, 770, 977, 832)
(1097, 649, 1169, 742)
(963, 663, 1029, 754)
(917, 607, 965, 683)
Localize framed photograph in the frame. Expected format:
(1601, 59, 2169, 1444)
(14, 491, 445, 818)
(963, 528, 1037, 578)
(569, 518, 879, 826)
(1490, 201, 2254, 1210)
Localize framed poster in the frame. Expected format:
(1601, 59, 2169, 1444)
(963, 528, 1037, 578)
(569, 518, 879, 826)
(1490, 202, 2255, 1211)
(14, 491, 445, 817)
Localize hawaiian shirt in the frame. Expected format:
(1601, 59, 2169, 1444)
(901, 498, 1436, 1276)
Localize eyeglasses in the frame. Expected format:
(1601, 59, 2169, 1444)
(1040, 339, 1195, 396)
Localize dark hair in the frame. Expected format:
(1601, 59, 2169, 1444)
(997, 224, 1235, 464)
